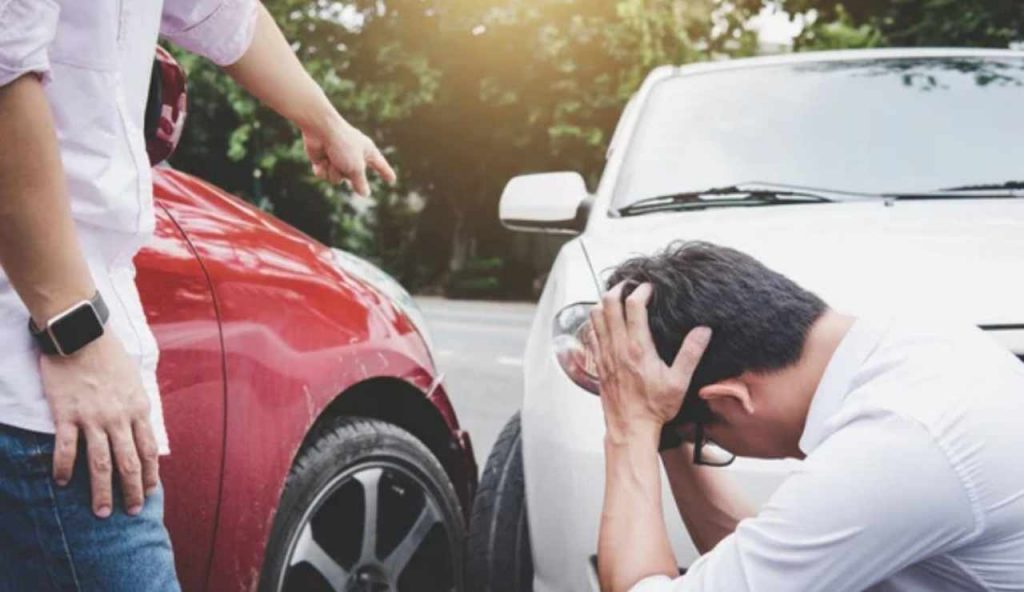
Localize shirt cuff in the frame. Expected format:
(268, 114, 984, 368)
(0, 0, 59, 87)
(162, 0, 258, 67)
(629, 575, 680, 592)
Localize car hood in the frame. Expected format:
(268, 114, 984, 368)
(581, 199, 1024, 326)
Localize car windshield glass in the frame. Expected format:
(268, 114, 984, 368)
(613, 56, 1024, 210)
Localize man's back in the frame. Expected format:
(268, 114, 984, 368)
(813, 317, 1024, 590)
(664, 317, 1024, 592)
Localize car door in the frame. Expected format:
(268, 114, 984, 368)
(135, 193, 226, 592)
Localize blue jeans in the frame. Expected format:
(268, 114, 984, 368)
(0, 423, 180, 591)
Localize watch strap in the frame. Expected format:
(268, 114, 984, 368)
(29, 291, 109, 356)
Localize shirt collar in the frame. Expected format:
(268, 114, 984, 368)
(798, 317, 888, 455)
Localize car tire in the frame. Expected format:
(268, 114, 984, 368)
(466, 412, 533, 592)
(260, 417, 466, 592)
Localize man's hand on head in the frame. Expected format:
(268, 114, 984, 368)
(592, 282, 712, 592)
(589, 281, 712, 443)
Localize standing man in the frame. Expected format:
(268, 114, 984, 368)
(0, 1, 395, 589)
(590, 241, 1024, 591)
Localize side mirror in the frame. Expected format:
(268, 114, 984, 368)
(499, 172, 590, 234)
(145, 46, 188, 166)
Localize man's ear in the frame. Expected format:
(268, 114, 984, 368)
(698, 379, 754, 415)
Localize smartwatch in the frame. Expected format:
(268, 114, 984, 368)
(29, 291, 109, 357)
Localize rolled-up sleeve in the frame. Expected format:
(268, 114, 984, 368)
(0, 0, 59, 87)
(160, 0, 258, 66)
(631, 415, 977, 592)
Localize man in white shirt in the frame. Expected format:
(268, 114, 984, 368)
(589, 241, 1024, 592)
(0, 1, 394, 589)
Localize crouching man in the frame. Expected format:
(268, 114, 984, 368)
(591, 241, 1024, 592)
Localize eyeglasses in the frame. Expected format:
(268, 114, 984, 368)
(692, 422, 736, 467)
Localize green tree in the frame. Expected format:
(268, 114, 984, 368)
(169, 0, 768, 291)
(782, 0, 1023, 49)
(391, 0, 764, 284)
(171, 0, 443, 260)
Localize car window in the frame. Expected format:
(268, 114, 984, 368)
(613, 57, 1024, 208)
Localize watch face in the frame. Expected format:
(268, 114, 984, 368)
(50, 303, 105, 356)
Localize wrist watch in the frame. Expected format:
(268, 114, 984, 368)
(29, 291, 109, 357)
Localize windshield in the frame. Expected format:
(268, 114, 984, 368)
(613, 56, 1024, 209)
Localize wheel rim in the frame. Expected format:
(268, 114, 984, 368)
(276, 460, 456, 592)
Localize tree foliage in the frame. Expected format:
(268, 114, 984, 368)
(784, 0, 1024, 49)
(169, 0, 764, 290)
(169, 0, 1022, 292)
(170, 0, 441, 261)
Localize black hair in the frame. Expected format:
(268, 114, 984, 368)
(607, 241, 827, 424)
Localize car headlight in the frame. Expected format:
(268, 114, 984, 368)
(552, 302, 601, 395)
(330, 248, 435, 353)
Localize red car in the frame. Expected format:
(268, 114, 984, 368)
(139, 48, 476, 592)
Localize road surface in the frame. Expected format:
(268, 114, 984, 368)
(415, 297, 537, 468)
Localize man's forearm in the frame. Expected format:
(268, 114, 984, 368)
(598, 425, 678, 592)
(223, 3, 337, 130)
(660, 445, 755, 554)
(0, 75, 95, 324)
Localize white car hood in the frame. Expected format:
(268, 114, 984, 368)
(582, 199, 1024, 326)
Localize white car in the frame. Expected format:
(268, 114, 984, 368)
(466, 48, 1024, 592)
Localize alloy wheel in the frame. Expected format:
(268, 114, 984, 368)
(275, 461, 456, 592)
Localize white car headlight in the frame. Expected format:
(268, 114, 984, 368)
(330, 248, 435, 353)
(552, 302, 602, 395)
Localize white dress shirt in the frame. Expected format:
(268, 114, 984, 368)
(632, 317, 1024, 591)
(0, 0, 256, 453)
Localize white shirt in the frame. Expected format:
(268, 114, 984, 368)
(633, 317, 1024, 592)
(0, 0, 256, 453)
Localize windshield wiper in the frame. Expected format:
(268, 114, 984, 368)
(616, 182, 871, 217)
(937, 180, 1024, 193)
(885, 181, 1024, 201)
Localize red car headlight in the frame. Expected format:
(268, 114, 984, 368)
(552, 302, 601, 395)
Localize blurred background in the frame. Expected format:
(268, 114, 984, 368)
(167, 0, 1023, 300)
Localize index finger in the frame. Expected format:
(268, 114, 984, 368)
(368, 149, 397, 185)
(671, 326, 713, 380)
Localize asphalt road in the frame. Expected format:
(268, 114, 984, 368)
(415, 297, 537, 469)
